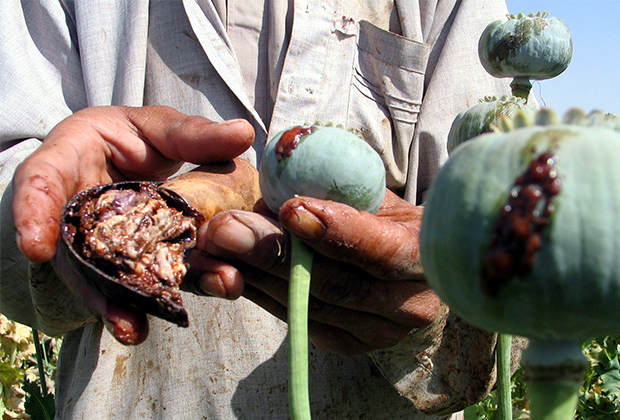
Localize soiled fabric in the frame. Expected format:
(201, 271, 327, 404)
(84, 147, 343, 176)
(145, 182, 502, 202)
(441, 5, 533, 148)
(0, 0, 513, 418)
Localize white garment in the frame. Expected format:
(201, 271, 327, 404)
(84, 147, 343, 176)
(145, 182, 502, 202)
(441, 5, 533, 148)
(0, 0, 513, 418)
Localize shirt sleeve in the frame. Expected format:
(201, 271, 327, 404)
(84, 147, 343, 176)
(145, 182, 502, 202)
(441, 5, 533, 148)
(369, 305, 526, 415)
(0, 1, 95, 336)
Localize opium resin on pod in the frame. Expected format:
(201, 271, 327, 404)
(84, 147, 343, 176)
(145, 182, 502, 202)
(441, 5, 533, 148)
(420, 109, 620, 341)
(259, 124, 386, 214)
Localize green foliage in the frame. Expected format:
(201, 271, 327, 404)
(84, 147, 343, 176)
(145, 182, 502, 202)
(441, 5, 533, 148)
(0, 314, 61, 420)
(465, 365, 530, 420)
(579, 336, 620, 419)
(1, 314, 36, 419)
(23, 381, 55, 420)
(468, 336, 620, 419)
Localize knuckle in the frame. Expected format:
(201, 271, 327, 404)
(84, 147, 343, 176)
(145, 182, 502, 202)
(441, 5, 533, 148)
(374, 238, 422, 280)
(353, 321, 408, 351)
(398, 288, 443, 328)
(248, 233, 288, 275)
(243, 283, 288, 322)
(313, 266, 374, 308)
(309, 324, 370, 357)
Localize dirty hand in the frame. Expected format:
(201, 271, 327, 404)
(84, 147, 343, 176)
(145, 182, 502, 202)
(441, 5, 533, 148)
(196, 191, 442, 356)
(12, 105, 254, 345)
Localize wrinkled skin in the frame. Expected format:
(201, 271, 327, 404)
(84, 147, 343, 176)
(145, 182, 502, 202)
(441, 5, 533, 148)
(12, 105, 440, 355)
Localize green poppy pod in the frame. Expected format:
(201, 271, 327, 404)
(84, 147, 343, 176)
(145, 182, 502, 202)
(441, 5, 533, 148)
(447, 95, 537, 154)
(259, 124, 386, 214)
(422, 109, 620, 340)
(479, 12, 573, 81)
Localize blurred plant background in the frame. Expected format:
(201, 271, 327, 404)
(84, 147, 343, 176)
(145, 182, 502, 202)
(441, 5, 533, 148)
(2, 312, 618, 419)
(1, 314, 60, 420)
(466, 336, 620, 419)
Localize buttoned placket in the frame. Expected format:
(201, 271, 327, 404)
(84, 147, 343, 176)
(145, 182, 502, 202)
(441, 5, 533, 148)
(268, 1, 359, 138)
(184, 0, 361, 157)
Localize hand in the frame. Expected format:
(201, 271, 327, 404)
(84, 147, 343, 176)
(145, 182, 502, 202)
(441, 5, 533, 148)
(12, 105, 254, 344)
(197, 190, 442, 356)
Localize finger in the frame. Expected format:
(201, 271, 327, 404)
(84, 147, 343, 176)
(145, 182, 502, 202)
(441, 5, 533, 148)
(213, 239, 430, 347)
(308, 322, 372, 356)
(184, 250, 245, 299)
(308, 320, 405, 356)
(241, 275, 410, 355)
(204, 210, 438, 352)
(375, 189, 424, 222)
(12, 109, 123, 262)
(198, 210, 290, 279)
(201, 208, 440, 326)
(118, 106, 255, 175)
(244, 249, 440, 329)
(309, 253, 441, 327)
(103, 301, 150, 346)
(242, 282, 289, 321)
(52, 246, 149, 345)
(278, 194, 424, 280)
(72, 106, 255, 180)
(13, 106, 254, 263)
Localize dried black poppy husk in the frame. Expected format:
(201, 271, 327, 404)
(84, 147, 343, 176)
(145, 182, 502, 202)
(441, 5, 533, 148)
(59, 159, 261, 328)
(60, 181, 201, 327)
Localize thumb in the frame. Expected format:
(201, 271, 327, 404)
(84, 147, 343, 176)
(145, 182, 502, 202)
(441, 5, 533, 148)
(278, 194, 425, 280)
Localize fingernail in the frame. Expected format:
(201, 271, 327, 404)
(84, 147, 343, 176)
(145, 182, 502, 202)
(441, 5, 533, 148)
(198, 272, 228, 299)
(103, 301, 149, 345)
(220, 118, 247, 126)
(14, 230, 24, 254)
(102, 314, 147, 346)
(281, 204, 325, 240)
(211, 219, 256, 254)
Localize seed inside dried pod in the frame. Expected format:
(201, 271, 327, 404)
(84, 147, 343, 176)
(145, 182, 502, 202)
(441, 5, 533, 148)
(60, 158, 261, 328)
(61, 181, 201, 327)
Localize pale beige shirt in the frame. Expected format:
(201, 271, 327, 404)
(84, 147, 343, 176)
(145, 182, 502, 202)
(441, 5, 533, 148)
(0, 0, 513, 418)
(214, 0, 289, 122)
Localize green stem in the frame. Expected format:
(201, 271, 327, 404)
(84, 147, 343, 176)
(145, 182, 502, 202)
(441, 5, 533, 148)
(510, 76, 533, 101)
(521, 339, 588, 420)
(463, 404, 481, 420)
(32, 328, 49, 396)
(288, 234, 314, 420)
(497, 333, 512, 420)
(528, 379, 581, 420)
